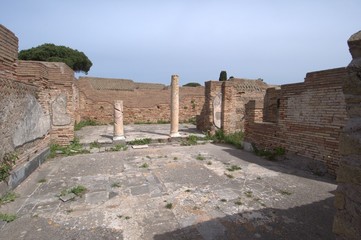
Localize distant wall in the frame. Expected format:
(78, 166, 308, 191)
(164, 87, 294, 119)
(244, 68, 348, 176)
(76, 77, 205, 124)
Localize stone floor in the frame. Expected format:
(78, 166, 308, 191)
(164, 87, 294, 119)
(0, 141, 336, 239)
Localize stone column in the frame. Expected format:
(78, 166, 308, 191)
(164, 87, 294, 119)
(113, 100, 125, 141)
(170, 75, 181, 137)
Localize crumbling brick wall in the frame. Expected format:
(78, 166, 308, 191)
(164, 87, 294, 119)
(197, 78, 268, 134)
(0, 24, 77, 175)
(76, 77, 205, 124)
(333, 30, 361, 240)
(244, 67, 348, 176)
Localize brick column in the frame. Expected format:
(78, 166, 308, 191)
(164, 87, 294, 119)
(333, 30, 361, 240)
(113, 100, 125, 141)
(221, 81, 236, 134)
(170, 75, 181, 137)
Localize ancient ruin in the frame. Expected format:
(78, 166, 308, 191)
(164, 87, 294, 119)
(0, 24, 360, 239)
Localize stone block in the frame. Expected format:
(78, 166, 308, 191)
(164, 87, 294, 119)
(52, 93, 71, 126)
(12, 94, 50, 147)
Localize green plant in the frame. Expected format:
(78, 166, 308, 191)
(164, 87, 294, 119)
(74, 119, 98, 131)
(109, 144, 127, 152)
(128, 138, 151, 145)
(165, 203, 173, 209)
(181, 135, 199, 146)
(234, 200, 243, 206)
(183, 82, 201, 87)
(38, 178, 47, 183)
(196, 154, 205, 161)
(185, 189, 191, 193)
(89, 141, 101, 149)
(0, 192, 17, 205)
(207, 161, 212, 165)
(219, 70, 227, 81)
(0, 152, 18, 182)
(70, 185, 87, 196)
(226, 165, 242, 172)
(111, 182, 121, 188)
(60, 185, 87, 197)
(220, 199, 227, 202)
(0, 213, 16, 222)
(252, 144, 286, 161)
(244, 191, 253, 198)
(19, 43, 92, 74)
(125, 216, 131, 220)
(208, 130, 244, 149)
(173, 157, 178, 161)
(140, 163, 149, 168)
(49, 138, 90, 158)
(279, 190, 292, 195)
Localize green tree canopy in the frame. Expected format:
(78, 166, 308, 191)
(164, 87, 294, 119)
(18, 43, 92, 74)
(219, 70, 227, 81)
(183, 82, 201, 87)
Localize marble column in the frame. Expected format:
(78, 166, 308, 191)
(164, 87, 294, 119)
(113, 100, 125, 141)
(170, 75, 181, 137)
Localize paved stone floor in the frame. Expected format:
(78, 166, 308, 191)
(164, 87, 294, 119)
(0, 142, 336, 240)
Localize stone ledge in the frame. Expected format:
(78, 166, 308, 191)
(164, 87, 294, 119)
(0, 147, 50, 195)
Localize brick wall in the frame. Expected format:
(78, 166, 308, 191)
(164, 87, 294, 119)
(0, 25, 50, 171)
(16, 61, 76, 145)
(0, 24, 18, 80)
(76, 77, 205, 124)
(197, 79, 268, 134)
(244, 67, 348, 176)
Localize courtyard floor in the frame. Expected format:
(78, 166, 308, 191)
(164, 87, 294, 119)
(0, 125, 337, 240)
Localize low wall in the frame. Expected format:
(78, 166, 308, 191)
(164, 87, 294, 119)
(76, 77, 205, 124)
(244, 67, 348, 176)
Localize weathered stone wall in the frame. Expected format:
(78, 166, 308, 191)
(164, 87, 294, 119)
(197, 78, 268, 134)
(244, 68, 348, 176)
(76, 77, 205, 124)
(333, 30, 361, 240)
(16, 61, 76, 145)
(0, 24, 77, 181)
(0, 25, 50, 172)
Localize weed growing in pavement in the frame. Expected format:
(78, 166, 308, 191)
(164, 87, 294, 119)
(60, 185, 87, 197)
(89, 141, 101, 149)
(196, 154, 205, 161)
(128, 138, 151, 145)
(111, 182, 121, 188)
(0, 213, 16, 222)
(38, 178, 47, 183)
(108, 144, 128, 152)
(226, 165, 242, 171)
(165, 203, 173, 209)
(244, 191, 253, 198)
(279, 190, 292, 195)
(0, 192, 17, 205)
(49, 138, 89, 158)
(140, 163, 149, 168)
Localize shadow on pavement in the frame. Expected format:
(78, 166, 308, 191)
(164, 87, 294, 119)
(154, 197, 335, 240)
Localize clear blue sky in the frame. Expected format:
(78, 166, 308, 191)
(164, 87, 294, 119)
(1, 0, 360, 85)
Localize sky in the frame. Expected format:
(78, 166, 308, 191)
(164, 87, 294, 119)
(1, 0, 361, 86)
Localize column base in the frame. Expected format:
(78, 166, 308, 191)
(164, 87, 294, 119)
(170, 132, 181, 138)
(113, 135, 125, 141)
